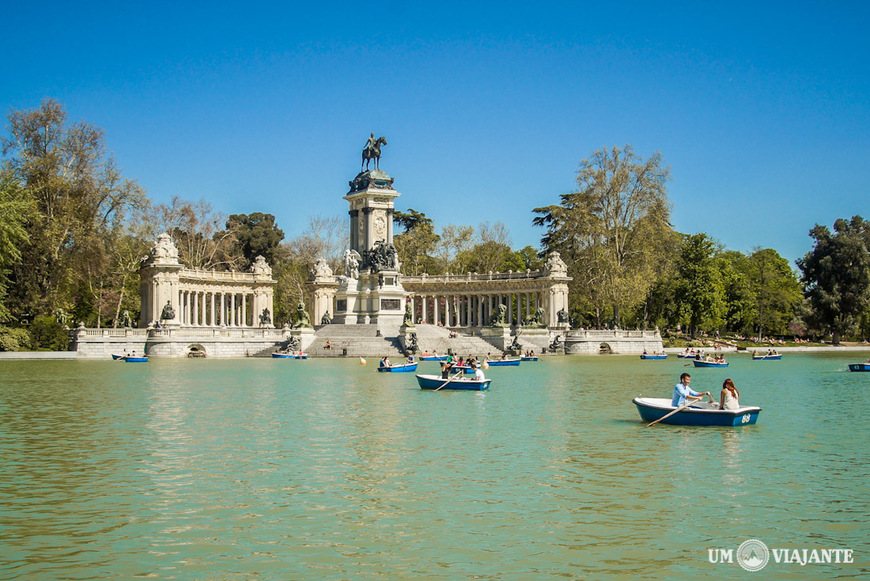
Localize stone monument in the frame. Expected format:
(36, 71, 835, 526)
(330, 134, 409, 328)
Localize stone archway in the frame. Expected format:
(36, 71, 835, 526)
(187, 344, 207, 358)
(599, 342, 612, 354)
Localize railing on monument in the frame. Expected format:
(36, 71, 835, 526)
(403, 269, 548, 284)
(568, 329, 660, 339)
(78, 327, 284, 338)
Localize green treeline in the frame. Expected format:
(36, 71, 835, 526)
(1, 100, 869, 350)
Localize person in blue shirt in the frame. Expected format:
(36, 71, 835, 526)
(672, 372, 712, 407)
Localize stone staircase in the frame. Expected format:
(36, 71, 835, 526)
(304, 324, 502, 358)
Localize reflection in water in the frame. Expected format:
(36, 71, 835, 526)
(0, 355, 868, 579)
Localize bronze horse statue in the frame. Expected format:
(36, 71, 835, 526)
(362, 136, 387, 171)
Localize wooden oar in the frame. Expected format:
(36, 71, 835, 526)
(647, 399, 698, 427)
(434, 370, 465, 391)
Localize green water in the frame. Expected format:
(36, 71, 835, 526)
(1, 353, 868, 580)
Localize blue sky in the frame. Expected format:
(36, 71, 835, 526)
(3, 1, 868, 265)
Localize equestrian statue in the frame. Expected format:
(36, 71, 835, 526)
(361, 133, 387, 171)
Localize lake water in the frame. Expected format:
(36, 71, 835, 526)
(1, 353, 868, 580)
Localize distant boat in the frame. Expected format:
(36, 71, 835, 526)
(640, 354, 668, 360)
(294, 354, 308, 359)
(123, 356, 149, 363)
(377, 362, 418, 373)
(111, 354, 124, 360)
(416, 374, 491, 391)
(521, 356, 539, 361)
(485, 359, 521, 366)
(693, 359, 729, 367)
(633, 397, 761, 427)
(752, 354, 783, 360)
(420, 355, 449, 361)
(848, 363, 870, 372)
(676, 352, 700, 359)
(272, 352, 292, 358)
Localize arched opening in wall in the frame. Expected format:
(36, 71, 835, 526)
(599, 342, 612, 354)
(187, 344, 207, 358)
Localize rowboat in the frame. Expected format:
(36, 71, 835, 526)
(692, 359, 729, 367)
(416, 374, 491, 391)
(676, 352, 700, 359)
(272, 352, 292, 358)
(294, 354, 308, 359)
(632, 397, 761, 427)
(848, 363, 870, 372)
(123, 356, 149, 363)
(640, 354, 668, 360)
(485, 359, 521, 366)
(521, 356, 539, 361)
(111, 354, 124, 360)
(420, 355, 449, 361)
(752, 354, 782, 360)
(377, 362, 418, 373)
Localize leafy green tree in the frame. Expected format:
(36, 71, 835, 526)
(743, 248, 802, 339)
(393, 209, 440, 275)
(797, 216, 870, 345)
(227, 212, 285, 267)
(674, 233, 726, 337)
(533, 145, 675, 326)
(0, 172, 34, 322)
(1, 99, 144, 320)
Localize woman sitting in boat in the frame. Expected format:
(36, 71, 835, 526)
(719, 378, 740, 410)
(380, 356, 391, 368)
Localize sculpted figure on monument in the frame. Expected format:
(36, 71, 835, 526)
(160, 300, 175, 321)
(403, 303, 415, 327)
(344, 249, 361, 279)
(544, 251, 568, 276)
(557, 308, 569, 324)
(490, 303, 508, 327)
(361, 133, 387, 172)
(364, 240, 399, 273)
(321, 311, 332, 325)
(312, 258, 333, 280)
(149, 233, 179, 264)
(259, 308, 272, 326)
(295, 301, 313, 329)
(251, 255, 272, 276)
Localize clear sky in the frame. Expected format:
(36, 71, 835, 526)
(3, 1, 868, 265)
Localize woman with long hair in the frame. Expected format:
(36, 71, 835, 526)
(719, 378, 740, 410)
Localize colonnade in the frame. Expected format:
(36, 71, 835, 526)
(177, 290, 257, 327)
(409, 291, 544, 327)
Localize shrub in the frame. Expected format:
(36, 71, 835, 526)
(29, 316, 70, 351)
(0, 327, 31, 351)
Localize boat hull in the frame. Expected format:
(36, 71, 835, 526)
(848, 363, 870, 372)
(640, 355, 668, 360)
(377, 363, 418, 373)
(633, 397, 760, 426)
(521, 356, 538, 361)
(420, 356, 448, 361)
(692, 360, 729, 367)
(752, 355, 783, 360)
(486, 359, 521, 366)
(272, 353, 291, 358)
(416, 374, 491, 391)
(124, 357, 149, 363)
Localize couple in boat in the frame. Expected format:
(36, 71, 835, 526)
(674, 373, 741, 410)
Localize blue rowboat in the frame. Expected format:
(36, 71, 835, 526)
(377, 362, 418, 373)
(692, 359, 729, 367)
(451, 364, 477, 374)
(124, 356, 149, 363)
(485, 359, 521, 366)
(676, 353, 699, 359)
(294, 354, 308, 359)
(111, 354, 124, 360)
(640, 354, 668, 360)
(848, 363, 870, 372)
(632, 397, 761, 427)
(521, 356, 539, 361)
(752, 354, 782, 360)
(416, 374, 491, 391)
(420, 355, 449, 361)
(272, 352, 292, 358)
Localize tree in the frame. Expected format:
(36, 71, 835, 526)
(534, 145, 675, 326)
(743, 248, 802, 339)
(0, 172, 34, 322)
(674, 233, 726, 337)
(227, 212, 285, 267)
(1, 99, 145, 321)
(393, 209, 440, 275)
(797, 216, 870, 345)
(149, 196, 242, 270)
